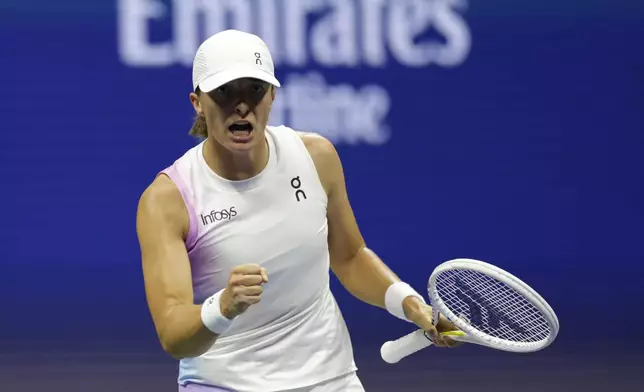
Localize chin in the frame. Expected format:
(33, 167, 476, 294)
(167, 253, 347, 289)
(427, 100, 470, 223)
(224, 133, 261, 153)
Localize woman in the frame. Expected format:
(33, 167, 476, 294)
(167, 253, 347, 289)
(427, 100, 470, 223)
(136, 29, 459, 392)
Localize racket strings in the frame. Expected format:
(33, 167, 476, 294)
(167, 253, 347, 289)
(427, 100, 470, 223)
(458, 273, 546, 341)
(434, 270, 550, 343)
(440, 285, 541, 342)
(454, 272, 547, 342)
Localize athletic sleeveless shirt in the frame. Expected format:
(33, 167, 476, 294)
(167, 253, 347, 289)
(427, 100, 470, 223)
(160, 125, 357, 391)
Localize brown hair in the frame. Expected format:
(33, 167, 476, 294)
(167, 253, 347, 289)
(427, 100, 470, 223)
(189, 113, 208, 139)
(189, 88, 208, 139)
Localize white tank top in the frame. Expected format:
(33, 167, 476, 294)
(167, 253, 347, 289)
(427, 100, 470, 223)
(160, 125, 357, 391)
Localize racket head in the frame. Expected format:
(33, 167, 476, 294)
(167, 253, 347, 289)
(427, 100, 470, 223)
(428, 258, 559, 353)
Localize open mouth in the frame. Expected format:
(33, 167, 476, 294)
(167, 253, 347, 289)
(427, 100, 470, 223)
(228, 121, 254, 137)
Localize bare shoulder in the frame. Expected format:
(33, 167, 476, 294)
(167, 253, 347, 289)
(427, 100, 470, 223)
(138, 175, 184, 215)
(297, 131, 340, 166)
(296, 131, 344, 195)
(137, 174, 188, 237)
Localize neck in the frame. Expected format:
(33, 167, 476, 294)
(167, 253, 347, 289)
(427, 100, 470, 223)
(202, 134, 269, 181)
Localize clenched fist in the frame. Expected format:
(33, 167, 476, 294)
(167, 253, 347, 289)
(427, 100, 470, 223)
(219, 264, 268, 319)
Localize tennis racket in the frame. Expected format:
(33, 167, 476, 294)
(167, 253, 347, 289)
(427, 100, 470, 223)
(380, 258, 559, 363)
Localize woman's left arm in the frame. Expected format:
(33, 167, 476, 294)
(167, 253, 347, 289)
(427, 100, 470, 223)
(301, 133, 457, 347)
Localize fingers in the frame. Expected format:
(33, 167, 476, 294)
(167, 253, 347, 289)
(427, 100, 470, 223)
(222, 264, 269, 318)
(230, 264, 269, 285)
(431, 331, 449, 347)
(410, 304, 451, 347)
(423, 324, 451, 347)
(408, 305, 448, 347)
(231, 274, 265, 286)
(443, 336, 464, 348)
(418, 311, 461, 348)
(424, 324, 439, 342)
(430, 310, 465, 348)
(424, 326, 450, 347)
(260, 268, 269, 283)
(232, 284, 264, 297)
(232, 264, 266, 276)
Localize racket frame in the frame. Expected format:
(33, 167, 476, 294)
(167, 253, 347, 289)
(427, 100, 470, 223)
(428, 258, 560, 353)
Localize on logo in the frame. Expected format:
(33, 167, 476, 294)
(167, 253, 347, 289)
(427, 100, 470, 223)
(255, 52, 262, 66)
(290, 176, 307, 202)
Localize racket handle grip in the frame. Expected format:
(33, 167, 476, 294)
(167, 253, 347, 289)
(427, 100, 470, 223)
(380, 329, 433, 364)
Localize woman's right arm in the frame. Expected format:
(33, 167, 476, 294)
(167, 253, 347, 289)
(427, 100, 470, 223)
(136, 174, 218, 359)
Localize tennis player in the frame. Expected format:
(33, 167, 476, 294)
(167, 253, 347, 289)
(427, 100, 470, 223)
(136, 29, 460, 392)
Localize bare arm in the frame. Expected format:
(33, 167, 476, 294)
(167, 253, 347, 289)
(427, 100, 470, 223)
(302, 133, 457, 346)
(301, 134, 402, 309)
(136, 175, 218, 359)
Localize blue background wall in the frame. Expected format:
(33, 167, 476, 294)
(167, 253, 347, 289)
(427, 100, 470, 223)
(1, 1, 643, 391)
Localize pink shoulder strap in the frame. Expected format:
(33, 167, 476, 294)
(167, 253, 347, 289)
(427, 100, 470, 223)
(159, 165, 198, 252)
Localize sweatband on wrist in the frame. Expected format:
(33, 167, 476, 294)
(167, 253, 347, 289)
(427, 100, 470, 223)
(201, 289, 234, 334)
(385, 281, 426, 322)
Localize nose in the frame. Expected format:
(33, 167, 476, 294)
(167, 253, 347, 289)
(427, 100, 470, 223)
(235, 101, 250, 118)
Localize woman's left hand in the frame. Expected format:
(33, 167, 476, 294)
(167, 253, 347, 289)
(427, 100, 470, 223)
(402, 296, 464, 348)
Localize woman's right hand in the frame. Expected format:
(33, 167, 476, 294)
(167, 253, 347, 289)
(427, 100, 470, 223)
(220, 264, 269, 319)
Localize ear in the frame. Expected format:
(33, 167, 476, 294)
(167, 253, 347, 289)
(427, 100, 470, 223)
(189, 92, 203, 116)
(271, 86, 276, 102)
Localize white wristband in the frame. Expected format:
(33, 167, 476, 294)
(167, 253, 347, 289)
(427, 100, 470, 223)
(385, 282, 426, 322)
(201, 289, 234, 334)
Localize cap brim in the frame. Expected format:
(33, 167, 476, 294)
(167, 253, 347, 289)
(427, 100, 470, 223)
(198, 67, 281, 92)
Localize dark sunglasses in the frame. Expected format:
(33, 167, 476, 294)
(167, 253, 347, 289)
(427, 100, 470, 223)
(206, 79, 270, 109)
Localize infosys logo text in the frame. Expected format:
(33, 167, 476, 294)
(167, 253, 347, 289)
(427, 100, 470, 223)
(200, 207, 237, 226)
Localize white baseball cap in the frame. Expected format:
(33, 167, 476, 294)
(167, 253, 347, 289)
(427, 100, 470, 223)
(192, 29, 281, 93)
